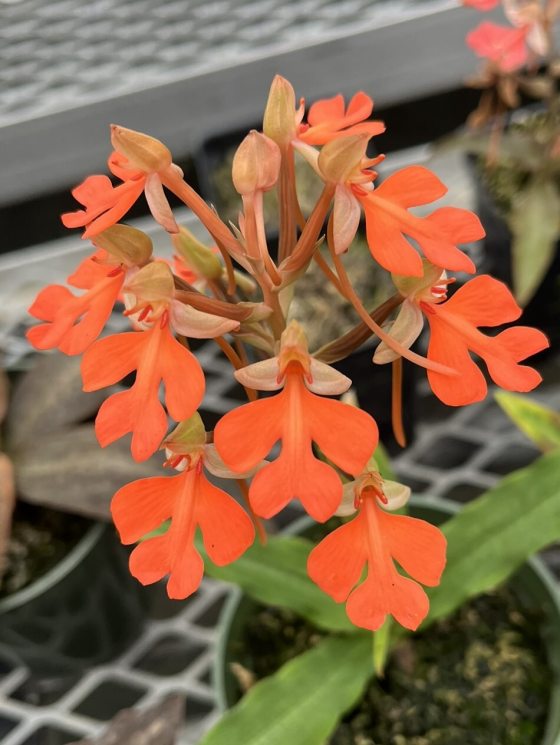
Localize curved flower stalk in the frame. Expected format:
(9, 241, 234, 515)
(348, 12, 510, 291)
(214, 321, 378, 522)
(374, 263, 549, 405)
(62, 126, 182, 238)
(27, 225, 154, 355)
(308, 461, 447, 631)
(112, 414, 255, 599)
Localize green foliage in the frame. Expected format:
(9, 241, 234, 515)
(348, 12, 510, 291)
(508, 177, 560, 306)
(204, 535, 354, 632)
(200, 635, 372, 745)
(496, 392, 560, 453)
(425, 451, 560, 626)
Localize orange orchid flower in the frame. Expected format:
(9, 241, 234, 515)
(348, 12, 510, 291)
(214, 321, 378, 522)
(27, 249, 125, 356)
(81, 261, 241, 461)
(298, 91, 385, 145)
(308, 463, 446, 631)
(299, 136, 485, 276)
(356, 165, 485, 276)
(82, 315, 205, 462)
(62, 127, 181, 239)
(112, 415, 255, 599)
(374, 265, 549, 406)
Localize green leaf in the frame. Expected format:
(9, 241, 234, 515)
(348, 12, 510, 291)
(495, 392, 560, 452)
(425, 450, 560, 626)
(200, 635, 372, 745)
(203, 535, 354, 632)
(372, 618, 392, 677)
(508, 177, 560, 306)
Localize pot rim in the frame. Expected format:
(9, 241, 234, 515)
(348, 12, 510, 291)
(213, 496, 560, 745)
(0, 521, 106, 615)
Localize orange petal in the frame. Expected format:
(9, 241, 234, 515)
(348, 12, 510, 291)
(82, 332, 145, 391)
(307, 94, 346, 126)
(94, 387, 169, 462)
(362, 196, 424, 276)
(249, 444, 343, 521)
(484, 326, 548, 392)
(378, 510, 447, 587)
(67, 250, 113, 289)
(111, 475, 176, 544)
(166, 543, 205, 599)
(307, 514, 368, 602)
(373, 165, 447, 208)
(346, 569, 429, 631)
(426, 315, 488, 406)
(82, 183, 143, 239)
(306, 391, 378, 476)
(28, 285, 73, 323)
(214, 394, 284, 473)
(129, 534, 170, 586)
(196, 472, 254, 565)
(444, 275, 521, 327)
(158, 325, 205, 421)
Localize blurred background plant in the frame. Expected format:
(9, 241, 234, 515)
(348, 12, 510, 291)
(446, 0, 560, 312)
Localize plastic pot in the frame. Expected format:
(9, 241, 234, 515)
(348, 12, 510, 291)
(214, 497, 560, 745)
(0, 522, 146, 677)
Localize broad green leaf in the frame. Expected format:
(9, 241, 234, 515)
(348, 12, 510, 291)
(495, 392, 560, 452)
(508, 177, 560, 306)
(425, 450, 560, 626)
(201, 635, 372, 745)
(203, 535, 354, 632)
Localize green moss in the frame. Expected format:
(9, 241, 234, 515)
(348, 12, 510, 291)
(233, 586, 551, 745)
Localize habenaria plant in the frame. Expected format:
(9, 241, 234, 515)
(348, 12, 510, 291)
(27, 75, 549, 636)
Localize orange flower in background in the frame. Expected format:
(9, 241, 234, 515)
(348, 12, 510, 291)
(298, 92, 385, 145)
(374, 266, 549, 406)
(308, 464, 446, 631)
(112, 415, 255, 599)
(62, 126, 180, 239)
(27, 250, 125, 356)
(466, 21, 529, 71)
(214, 322, 378, 522)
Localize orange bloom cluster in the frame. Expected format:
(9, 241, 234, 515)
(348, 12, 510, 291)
(26, 76, 548, 633)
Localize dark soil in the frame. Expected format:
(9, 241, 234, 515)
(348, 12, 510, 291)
(231, 586, 552, 745)
(0, 502, 90, 598)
